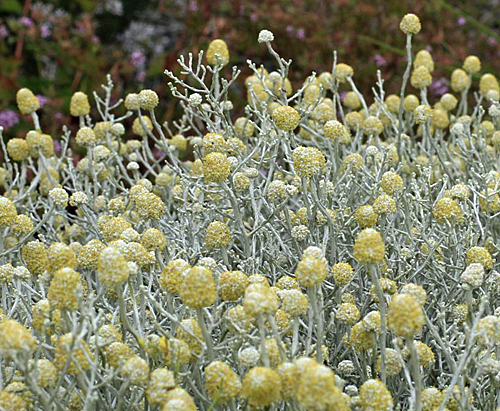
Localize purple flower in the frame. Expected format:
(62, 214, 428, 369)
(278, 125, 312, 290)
(36, 95, 49, 108)
(130, 50, 146, 68)
(339, 91, 347, 102)
(20, 17, 34, 28)
(136, 70, 146, 82)
(425, 45, 433, 52)
(0, 25, 8, 38)
(250, 12, 257, 21)
(488, 36, 498, 46)
(372, 54, 387, 67)
(153, 149, 166, 159)
(458, 17, 466, 26)
(40, 24, 51, 38)
(0, 110, 20, 129)
(75, 25, 87, 35)
(188, 0, 198, 12)
(286, 25, 295, 37)
(53, 140, 61, 152)
(429, 77, 449, 97)
(296, 28, 305, 40)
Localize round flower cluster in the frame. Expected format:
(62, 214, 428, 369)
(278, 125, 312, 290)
(70, 91, 91, 116)
(178, 266, 216, 308)
(97, 246, 130, 288)
(205, 221, 231, 249)
(48, 268, 82, 311)
(400, 13, 421, 34)
(466, 246, 493, 269)
(324, 120, 351, 142)
(295, 246, 328, 287)
(121, 356, 150, 386)
(243, 283, 279, 317)
(388, 294, 424, 338)
(203, 152, 231, 183)
(433, 197, 464, 225)
(355, 205, 378, 228)
(219, 270, 249, 301)
(279, 289, 309, 317)
(331, 262, 355, 286)
(460, 263, 485, 290)
(292, 146, 326, 178)
(207, 39, 230, 66)
(138, 89, 159, 110)
(16, 88, 40, 114)
(0, 320, 37, 359)
(258, 29, 274, 43)
(242, 366, 281, 407)
(359, 379, 394, 411)
(204, 361, 241, 403)
(272, 105, 301, 131)
(353, 228, 385, 265)
(160, 259, 190, 293)
(334, 63, 354, 83)
(380, 171, 404, 195)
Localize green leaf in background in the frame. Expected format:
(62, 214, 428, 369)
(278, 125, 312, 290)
(147, 53, 167, 77)
(440, 0, 500, 44)
(78, 0, 98, 13)
(0, 0, 22, 13)
(20, 77, 53, 93)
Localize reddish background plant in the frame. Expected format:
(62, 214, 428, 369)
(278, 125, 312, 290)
(1, 0, 499, 137)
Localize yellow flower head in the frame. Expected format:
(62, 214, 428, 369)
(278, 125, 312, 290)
(353, 228, 385, 265)
(388, 294, 424, 338)
(206, 39, 230, 66)
(273, 105, 301, 131)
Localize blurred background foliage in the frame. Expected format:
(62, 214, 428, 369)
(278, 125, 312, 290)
(1, 0, 500, 140)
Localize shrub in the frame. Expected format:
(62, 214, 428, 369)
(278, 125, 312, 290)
(0, 12, 500, 411)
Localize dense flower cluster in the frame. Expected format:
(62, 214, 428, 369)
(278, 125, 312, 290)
(0, 14, 500, 411)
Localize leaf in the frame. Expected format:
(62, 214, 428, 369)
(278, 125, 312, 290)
(147, 53, 167, 77)
(357, 34, 406, 57)
(0, 0, 22, 13)
(79, 0, 98, 13)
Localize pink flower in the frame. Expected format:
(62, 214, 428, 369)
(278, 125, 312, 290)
(153, 149, 166, 159)
(53, 140, 62, 152)
(0, 110, 20, 129)
(429, 77, 449, 97)
(488, 37, 498, 47)
(296, 28, 305, 40)
(136, 70, 146, 82)
(130, 51, 146, 68)
(40, 24, 51, 38)
(372, 54, 387, 67)
(75, 25, 87, 35)
(20, 17, 34, 28)
(0, 25, 8, 38)
(457, 17, 466, 26)
(36, 95, 49, 108)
